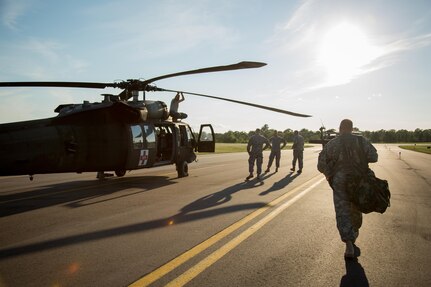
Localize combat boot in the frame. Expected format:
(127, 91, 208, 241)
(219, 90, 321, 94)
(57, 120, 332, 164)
(245, 173, 254, 181)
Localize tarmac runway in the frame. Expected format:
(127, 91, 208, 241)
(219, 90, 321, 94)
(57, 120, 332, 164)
(1, 144, 430, 286)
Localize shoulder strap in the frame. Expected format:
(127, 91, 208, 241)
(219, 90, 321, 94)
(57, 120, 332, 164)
(328, 137, 343, 173)
(356, 136, 369, 173)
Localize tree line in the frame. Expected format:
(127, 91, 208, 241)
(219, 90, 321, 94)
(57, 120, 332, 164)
(214, 124, 431, 143)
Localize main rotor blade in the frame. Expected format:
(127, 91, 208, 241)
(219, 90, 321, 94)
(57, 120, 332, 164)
(158, 88, 312, 118)
(120, 61, 267, 100)
(0, 81, 113, 89)
(143, 61, 267, 85)
(0, 61, 266, 93)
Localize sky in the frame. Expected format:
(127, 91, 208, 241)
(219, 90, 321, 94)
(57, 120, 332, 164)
(0, 0, 430, 133)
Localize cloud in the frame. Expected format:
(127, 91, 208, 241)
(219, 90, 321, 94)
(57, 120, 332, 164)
(386, 33, 431, 53)
(0, 0, 32, 29)
(81, 1, 236, 60)
(24, 38, 64, 62)
(0, 37, 89, 81)
(283, 0, 315, 33)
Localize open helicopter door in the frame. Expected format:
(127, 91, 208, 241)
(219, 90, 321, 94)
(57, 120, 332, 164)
(197, 124, 215, 152)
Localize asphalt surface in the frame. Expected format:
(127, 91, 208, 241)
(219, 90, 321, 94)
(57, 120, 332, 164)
(0, 144, 430, 287)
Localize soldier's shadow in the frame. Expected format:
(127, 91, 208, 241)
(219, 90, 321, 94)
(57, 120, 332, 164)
(180, 180, 263, 214)
(259, 172, 299, 196)
(340, 258, 369, 287)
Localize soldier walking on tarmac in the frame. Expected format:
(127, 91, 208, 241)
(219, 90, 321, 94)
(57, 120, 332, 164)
(265, 130, 287, 173)
(291, 130, 304, 174)
(317, 119, 378, 258)
(246, 128, 270, 181)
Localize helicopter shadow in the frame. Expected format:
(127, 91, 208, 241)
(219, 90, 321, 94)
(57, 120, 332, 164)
(0, 175, 175, 217)
(0, 179, 267, 260)
(259, 172, 299, 196)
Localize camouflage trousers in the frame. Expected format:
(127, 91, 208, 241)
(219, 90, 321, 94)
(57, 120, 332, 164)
(248, 153, 263, 175)
(292, 150, 303, 170)
(331, 173, 363, 242)
(267, 150, 281, 168)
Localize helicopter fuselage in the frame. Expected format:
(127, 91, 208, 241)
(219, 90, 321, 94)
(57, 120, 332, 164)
(0, 99, 215, 179)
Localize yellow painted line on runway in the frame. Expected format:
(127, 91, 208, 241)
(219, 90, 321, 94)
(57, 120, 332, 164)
(166, 176, 326, 287)
(128, 175, 325, 287)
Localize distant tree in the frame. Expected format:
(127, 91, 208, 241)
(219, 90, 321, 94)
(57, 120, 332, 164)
(414, 128, 423, 142)
(234, 131, 249, 143)
(362, 130, 372, 140)
(214, 125, 430, 143)
(283, 128, 294, 142)
(396, 129, 410, 143)
(423, 129, 431, 142)
(384, 129, 397, 143)
(372, 130, 385, 143)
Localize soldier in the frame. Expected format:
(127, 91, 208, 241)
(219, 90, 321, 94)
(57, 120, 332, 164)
(265, 130, 287, 173)
(246, 128, 270, 181)
(169, 92, 187, 121)
(291, 130, 304, 174)
(317, 119, 378, 258)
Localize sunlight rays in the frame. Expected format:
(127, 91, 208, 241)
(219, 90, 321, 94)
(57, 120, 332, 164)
(317, 22, 385, 86)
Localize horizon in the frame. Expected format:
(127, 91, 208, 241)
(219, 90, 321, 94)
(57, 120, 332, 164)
(212, 125, 429, 134)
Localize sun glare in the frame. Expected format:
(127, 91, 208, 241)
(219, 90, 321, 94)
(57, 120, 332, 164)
(317, 22, 383, 86)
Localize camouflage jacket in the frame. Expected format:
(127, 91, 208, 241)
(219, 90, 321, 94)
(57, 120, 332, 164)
(317, 134, 378, 179)
(247, 134, 270, 154)
(292, 134, 304, 151)
(269, 135, 287, 152)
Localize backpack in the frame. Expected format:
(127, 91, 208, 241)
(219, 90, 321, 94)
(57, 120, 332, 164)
(343, 137, 391, 214)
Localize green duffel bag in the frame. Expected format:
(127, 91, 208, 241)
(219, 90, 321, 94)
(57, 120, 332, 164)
(348, 171, 391, 214)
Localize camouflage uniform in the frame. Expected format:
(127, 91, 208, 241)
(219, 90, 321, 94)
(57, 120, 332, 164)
(247, 134, 270, 175)
(267, 135, 287, 169)
(292, 133, 304, 171)
(317, 134, 378, 242)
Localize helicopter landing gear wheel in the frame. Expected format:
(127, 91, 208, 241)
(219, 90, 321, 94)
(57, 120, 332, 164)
(115, 169, 126, 177)
(176, 161, 189, 178)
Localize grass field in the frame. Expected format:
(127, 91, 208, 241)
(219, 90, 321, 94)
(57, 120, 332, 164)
(399, 144, 431, 155)
(215, 143, 248, 153)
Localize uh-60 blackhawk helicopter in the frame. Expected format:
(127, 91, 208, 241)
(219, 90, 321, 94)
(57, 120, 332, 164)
(0, 61, 311, 181)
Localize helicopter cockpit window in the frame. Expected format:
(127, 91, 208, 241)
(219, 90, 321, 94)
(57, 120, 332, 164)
(143, 125, 156, 149)
(131, 125, 144, 149)
(186, 126, 195, 141)
(179, 125, 192, 146)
